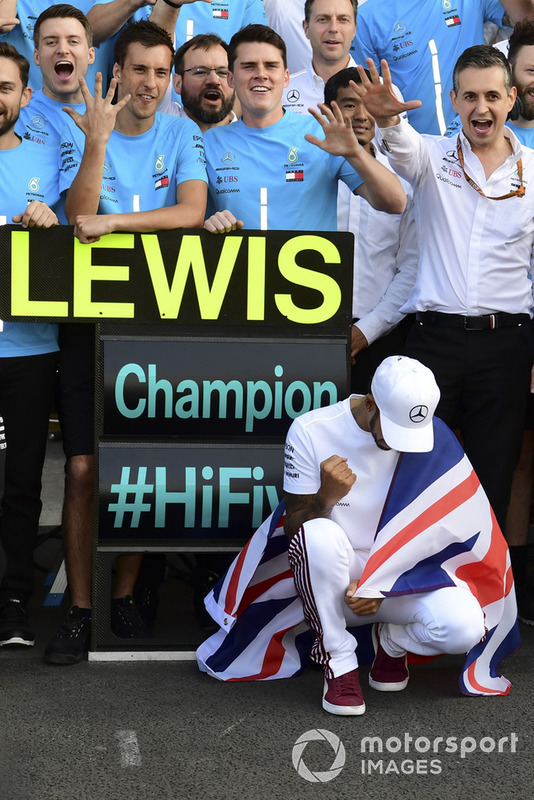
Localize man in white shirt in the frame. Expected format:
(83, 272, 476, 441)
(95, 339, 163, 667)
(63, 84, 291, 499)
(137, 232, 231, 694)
(324, 66, 418, 393)
(282, 0, 357, 114)
(264, 0, 313, 75)
(283, 355, 487, 714)
(355, 46, 534, 534)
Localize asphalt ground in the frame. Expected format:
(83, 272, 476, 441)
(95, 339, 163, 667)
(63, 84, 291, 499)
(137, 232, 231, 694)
(1, 438, 533, 800)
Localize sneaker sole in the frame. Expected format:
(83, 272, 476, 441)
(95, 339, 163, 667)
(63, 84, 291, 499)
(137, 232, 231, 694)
(369, 675, 409, 692)
(518, 614, 534, 626)
(0, 636, 34, 647)
(322, 681, 366, 715)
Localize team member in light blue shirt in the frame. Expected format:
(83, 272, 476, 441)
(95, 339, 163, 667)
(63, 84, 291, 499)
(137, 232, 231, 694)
(59, 20, 206, 240)
(45, 20, 207, 666)
(352, 0, 534, 135)
(16, 5, 94, 151)
(0, 42, 62, 649)
(204, 25, 406, 234)
(0, 0, 110, 89)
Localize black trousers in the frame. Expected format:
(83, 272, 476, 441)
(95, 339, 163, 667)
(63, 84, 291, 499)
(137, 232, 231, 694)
(350, 315, 415, 395)
(0, 412, 5, 584)
(0, 352, 58, 602)
(405, 320, 532, 530)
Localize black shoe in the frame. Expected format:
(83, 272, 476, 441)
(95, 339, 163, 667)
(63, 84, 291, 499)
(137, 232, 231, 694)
(133, 583, 159, 630)
(111, 595, 153, 638)
(44, 606, 92, 665)
(0, 598, 34, 646)
(517, 582, 534, 626)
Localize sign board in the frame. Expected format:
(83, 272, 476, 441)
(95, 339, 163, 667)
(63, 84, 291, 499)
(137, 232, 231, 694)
(0, 226, 353, 331)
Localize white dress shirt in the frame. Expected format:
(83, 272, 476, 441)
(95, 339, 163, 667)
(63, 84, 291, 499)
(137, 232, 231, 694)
(377, 119, 534, 316)
(337, 146, 418, 344)
(282, 56, 357, 115)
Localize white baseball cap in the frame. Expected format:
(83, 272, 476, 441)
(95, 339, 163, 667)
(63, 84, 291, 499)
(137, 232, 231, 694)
(370, 356, 440, 453)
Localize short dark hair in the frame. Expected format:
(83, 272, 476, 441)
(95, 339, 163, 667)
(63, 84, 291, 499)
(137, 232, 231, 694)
(174, 33, 229, 74)
(114, 20, 174, 70)
(0, 42, 30, 88)
(33, 4, 93, 47)
(304, 0, 358, 25)
(452, 44, 512, 94)
(508, 19, 534, 68)
(228, 24, 287, 71)
(324, 66, 369, 106)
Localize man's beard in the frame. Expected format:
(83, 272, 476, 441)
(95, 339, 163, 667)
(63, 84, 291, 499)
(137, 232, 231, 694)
(513, 76, 534, 120)
(0, 108, 19, 138)
(182, 85, 235, 125)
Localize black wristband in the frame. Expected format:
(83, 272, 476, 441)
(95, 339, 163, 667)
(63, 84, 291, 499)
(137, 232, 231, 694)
(162, 0, 182, 7)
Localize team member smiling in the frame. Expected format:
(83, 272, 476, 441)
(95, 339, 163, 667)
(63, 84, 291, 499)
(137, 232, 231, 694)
(203, 24, 406, 235)
(353, 46, 534, 535)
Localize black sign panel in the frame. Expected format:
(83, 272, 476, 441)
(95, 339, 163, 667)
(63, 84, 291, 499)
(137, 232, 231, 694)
(0, 226, 353, 331)
(101, 337, 348, 438)
(98, 442, 283, 542)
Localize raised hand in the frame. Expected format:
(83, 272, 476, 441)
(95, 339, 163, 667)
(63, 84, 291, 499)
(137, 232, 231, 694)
(62, 73, 131, 144)
(317, 454, 357, 509)
(352, 58, 422, 125)
(305, 100, 362, 159)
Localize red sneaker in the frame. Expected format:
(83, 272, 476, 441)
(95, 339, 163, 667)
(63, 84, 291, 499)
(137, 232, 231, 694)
(322, 668, 366, 715)
(369, 623, 409, 692)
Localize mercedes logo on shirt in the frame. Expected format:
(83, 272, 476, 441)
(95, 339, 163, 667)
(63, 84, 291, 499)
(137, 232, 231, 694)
(393, 21, 407, 35)
(286, 89, 300, 103)
(409, 405, 429, 423)
(31, 115, 46, 129)
(221, 151, 235, 165)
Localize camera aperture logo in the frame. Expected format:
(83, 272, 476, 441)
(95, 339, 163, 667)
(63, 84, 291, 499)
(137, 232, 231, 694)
(292, 730, 518, 781)
(292, 729, 345, 783)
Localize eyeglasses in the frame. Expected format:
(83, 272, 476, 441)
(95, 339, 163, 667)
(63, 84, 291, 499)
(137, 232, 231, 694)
(181, 67, 230, 79)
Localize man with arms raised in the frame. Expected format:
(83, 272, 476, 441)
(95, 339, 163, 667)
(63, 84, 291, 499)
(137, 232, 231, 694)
(324, 66, 417, 393)
(353, 47, 534, 540)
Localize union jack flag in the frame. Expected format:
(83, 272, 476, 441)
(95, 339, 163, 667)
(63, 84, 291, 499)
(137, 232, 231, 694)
(197, 419, 520, 695)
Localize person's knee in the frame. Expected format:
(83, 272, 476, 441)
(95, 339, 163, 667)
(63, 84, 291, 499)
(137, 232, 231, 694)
(289, 519, 350, 576)
(432, 597, 486, 654)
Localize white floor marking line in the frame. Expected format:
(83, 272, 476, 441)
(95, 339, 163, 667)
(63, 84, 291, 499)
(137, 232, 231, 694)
(116, 730, 142, 767)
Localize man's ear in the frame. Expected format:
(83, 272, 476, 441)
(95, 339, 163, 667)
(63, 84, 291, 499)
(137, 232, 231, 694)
(173, 73, 182, 94)
(112, 62, 121, 82)
(20, 86, 33, 110)
(366, 394, 377, 412)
